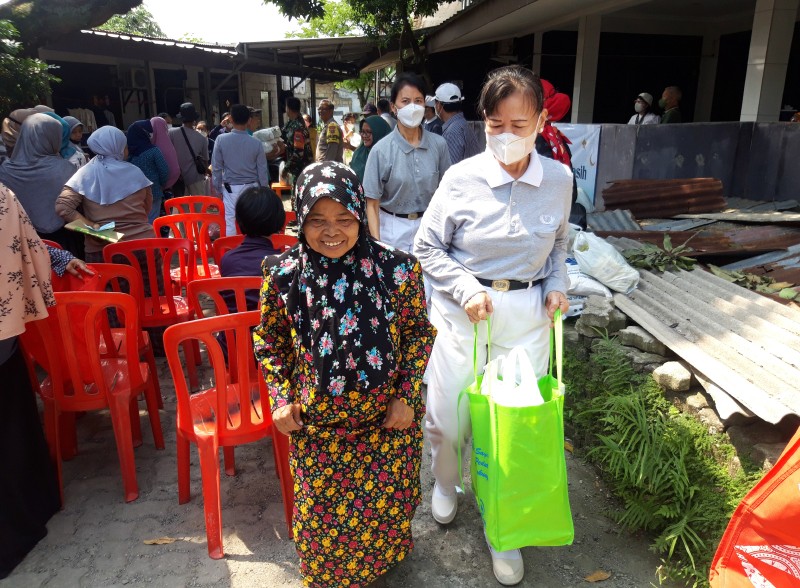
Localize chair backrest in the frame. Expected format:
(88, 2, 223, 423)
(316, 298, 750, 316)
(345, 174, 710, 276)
(271, 233, 298, 251)
(41, 239, 62, 249)
(281, 210, 297, 234)
(187, 276, 263, 319)
(19, 291, 143, 411)
(103, 238, 194, 327)
(212, 235, 245, 263)
(165, 195, 225, 217)
(164, 310, 269, 441)
(155, 212, 219, 274)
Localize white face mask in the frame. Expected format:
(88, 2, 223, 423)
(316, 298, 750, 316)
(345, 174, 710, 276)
(634, 102, 646, 114)
(396, 103, 425, 128)
(486, 131, 538, 165)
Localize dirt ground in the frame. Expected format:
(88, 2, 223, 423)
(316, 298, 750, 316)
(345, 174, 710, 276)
(3, 356, 674, 588)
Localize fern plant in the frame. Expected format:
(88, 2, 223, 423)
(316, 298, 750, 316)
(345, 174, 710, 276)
(565, 336, 764, 587)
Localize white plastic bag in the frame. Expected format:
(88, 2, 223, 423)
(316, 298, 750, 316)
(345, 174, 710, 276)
(572, 231, 639, 294)
(480, 347, 544, 407)
(566, 257, 612, 298)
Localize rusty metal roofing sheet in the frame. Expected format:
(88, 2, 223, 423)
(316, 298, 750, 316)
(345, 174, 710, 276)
(721, 244, 800, 271)
(602, 178, 726, 218)
(596, 224, 800, 258)
(614, 268, 800, 422)
(587, 209, 640, 232)
(673, 211, 800, 224)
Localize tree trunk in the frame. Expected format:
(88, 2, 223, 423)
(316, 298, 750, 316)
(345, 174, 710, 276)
(0, 0, 143, 54)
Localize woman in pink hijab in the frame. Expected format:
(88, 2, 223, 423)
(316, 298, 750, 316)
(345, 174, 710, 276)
(150, 116, 180, 188)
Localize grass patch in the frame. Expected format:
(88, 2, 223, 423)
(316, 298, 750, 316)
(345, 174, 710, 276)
(564, 335, 764, 587)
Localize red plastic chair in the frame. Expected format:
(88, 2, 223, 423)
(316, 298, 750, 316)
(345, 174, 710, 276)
(211, 235, 245, 264)
(187, 276, 263, 319)
(163, 311, 293, 558)
(19, 291, 164, 504)
(155, 213, 222, 287)
(164, 196, 225, 242)
(41, 239, 63, 249)
(165, 195, 225, 217)
(270, 233, 298, 251)
(103, 238, 199, 389)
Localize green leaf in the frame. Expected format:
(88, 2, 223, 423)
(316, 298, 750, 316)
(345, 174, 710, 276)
(663, 234, 673, 252)
(779, 288, 799, 300)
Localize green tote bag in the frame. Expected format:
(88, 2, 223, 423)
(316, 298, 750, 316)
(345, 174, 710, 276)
(458, 311, 574, 551)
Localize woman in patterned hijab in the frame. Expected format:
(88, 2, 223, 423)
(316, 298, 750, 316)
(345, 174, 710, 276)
(253, 161, 435, 588)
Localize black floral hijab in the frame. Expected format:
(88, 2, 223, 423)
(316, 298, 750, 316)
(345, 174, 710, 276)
(269, 161, 416, 398)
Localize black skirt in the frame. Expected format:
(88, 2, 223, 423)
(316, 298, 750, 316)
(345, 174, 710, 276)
(0, 343, 60, 579)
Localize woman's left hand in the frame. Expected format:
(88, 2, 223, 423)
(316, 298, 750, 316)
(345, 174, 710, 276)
(545, 291, 569, 324)
(66, 258, 95, 279)
(383, 397, 414, 430)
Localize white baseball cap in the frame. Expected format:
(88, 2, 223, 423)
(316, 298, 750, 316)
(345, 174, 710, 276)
(425, 95, 436, 108)
(435, 83, 463, 104)
(636, 92, 653, 106)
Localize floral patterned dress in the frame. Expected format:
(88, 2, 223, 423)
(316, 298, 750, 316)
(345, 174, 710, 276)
(253, 161, 435, 588)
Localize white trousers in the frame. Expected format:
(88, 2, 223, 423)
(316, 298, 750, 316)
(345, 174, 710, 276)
(223, 182, 259, 236)
(425, 284, 550, 493)
(378, 209, 422, 253)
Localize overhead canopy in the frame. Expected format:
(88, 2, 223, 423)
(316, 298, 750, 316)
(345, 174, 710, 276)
(42, 30, 392, 82)
(425, 0, 760, 54)
(237, 36, 394, 81)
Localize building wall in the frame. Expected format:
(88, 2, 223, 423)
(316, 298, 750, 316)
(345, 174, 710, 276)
(240, 73, 279, 129)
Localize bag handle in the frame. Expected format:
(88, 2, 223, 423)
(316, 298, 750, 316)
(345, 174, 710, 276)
(502, 346, 538, 388)
(457, 316, 491, 494)
(549, 308, 563, 388)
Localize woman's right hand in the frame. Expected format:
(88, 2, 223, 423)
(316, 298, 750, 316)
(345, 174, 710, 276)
(464, 291, 493, 324)
(271, 403, 304, 434)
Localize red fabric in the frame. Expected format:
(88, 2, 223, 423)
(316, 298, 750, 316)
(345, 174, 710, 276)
(709, 426, 800, 588)
(541, 79, 571, 123)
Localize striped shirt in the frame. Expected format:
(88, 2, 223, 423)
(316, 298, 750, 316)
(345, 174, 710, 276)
(442, 112, 482, 165)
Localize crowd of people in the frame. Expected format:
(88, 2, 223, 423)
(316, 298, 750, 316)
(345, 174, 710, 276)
(2, 66, 577, 587)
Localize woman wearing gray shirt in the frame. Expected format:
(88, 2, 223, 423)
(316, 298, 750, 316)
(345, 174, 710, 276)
(363, 73, 450, 253)
(413, 65, 571, 587)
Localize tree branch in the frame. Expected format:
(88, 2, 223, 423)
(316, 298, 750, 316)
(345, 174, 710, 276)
(0, 0, 143, 53)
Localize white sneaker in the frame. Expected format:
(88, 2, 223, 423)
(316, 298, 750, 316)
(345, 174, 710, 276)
(485, 531, 524, 586)
(431, 482, 457, 524)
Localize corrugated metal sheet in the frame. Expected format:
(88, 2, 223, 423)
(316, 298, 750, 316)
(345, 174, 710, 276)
(721, 244, 800, 271)
(725, 198, 799, 212)
(587, 209, 641, 232)
(673, 211, 800, 224)
(641, 199, 798, 231)
(602, 178, 726, 218)
(643, 218, 713, 232)
(596, 224, 800, 257)
(614, 268, 800, 423)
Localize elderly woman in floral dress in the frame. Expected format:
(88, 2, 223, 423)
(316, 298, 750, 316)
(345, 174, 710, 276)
(253, 161, 435, 587)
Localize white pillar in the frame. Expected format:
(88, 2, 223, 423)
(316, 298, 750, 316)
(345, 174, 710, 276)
(694, 31, 720, 122)
(740, 0, 799, 122)
(532, 33, 543, 76)
(571, 15, 601, 124)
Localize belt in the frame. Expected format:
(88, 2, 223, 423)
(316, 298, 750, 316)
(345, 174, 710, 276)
(380, 207, 424, 221)
(476, 277, 542, 292)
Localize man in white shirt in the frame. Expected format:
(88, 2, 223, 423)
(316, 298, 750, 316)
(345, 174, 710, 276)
(628, 92, 660, 125)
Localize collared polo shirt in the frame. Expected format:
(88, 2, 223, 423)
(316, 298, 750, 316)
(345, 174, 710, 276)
(362, 127, 451, 214)
(413, 149, 573, 307)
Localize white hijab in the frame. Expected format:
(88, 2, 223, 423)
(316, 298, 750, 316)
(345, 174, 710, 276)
(65, 126, 151, 205)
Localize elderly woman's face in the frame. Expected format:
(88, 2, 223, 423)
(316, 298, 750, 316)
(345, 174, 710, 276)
(303, 197, 360, 258)
(361, 122, 373, 148)
(484, 89, 544, 139)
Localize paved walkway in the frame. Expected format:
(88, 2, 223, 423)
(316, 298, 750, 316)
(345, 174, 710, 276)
(3, 355, 671, 588)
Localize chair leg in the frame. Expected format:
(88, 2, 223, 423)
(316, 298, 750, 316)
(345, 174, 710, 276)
(129, 396, 143, 448)
(195, 434, 224, 559)
(177, 432, 192, 504)
(271, 430, 294, 539)
(59, 412, 77, 461)
(223, 446, 235, 476)
(108, 393, 139, 502)
(141, 372, 165, 450)
(143, 342, 163, 409)
(45, 402, 65, 507)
